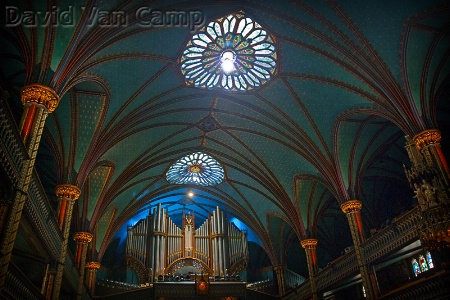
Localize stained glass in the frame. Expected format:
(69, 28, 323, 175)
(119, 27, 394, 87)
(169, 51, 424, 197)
(419, 255, 428, 272)
(412, 258, 421, 277)
(166, 152, 224, 186)
(181, 12, 277, 92)
(426, 251, 434, 268)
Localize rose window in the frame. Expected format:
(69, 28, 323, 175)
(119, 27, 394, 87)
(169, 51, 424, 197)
(180, 12, 277, 92)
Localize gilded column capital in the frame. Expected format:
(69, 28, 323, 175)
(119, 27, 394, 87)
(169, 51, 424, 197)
(301, 238, 318, 249)
(86, 261, 101, 270)
(413, 129, 441, 151)
(21, 84, 60, 112)
(341, 200, 362, 214)
(55, 184, 81, 201)
(73, 232, 93, 244)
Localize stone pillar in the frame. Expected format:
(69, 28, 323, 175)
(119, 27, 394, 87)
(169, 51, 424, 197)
(341, 200, 377, 300)
(273, 264, 286, 296)
(41, 262, 57, 300)
(52, 184, 81, 300)
(301, 238, 318, 300)
(73, 232, 93, 300)
(0, 84, 59, 290)
(85, 261, 101, 296)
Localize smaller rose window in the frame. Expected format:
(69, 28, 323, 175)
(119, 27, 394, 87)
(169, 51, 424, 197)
(166, 152, 224, 186)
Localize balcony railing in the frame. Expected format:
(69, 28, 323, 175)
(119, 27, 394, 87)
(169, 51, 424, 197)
(297, 207, 422, 298)
(362, 207, 421, 263)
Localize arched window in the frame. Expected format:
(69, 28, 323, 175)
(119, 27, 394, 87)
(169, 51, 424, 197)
(418, 255, 428, 272)
(411, 252, 434, 276)
(426, 251, 434, 269)
(411, 258, 421, 277)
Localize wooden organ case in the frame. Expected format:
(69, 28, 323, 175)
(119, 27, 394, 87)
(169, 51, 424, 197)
(126, 204, 249, 284)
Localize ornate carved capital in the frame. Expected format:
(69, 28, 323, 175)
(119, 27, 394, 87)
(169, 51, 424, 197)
(55, 184, 81, 200)
(413, 129, 441, 151)
(73, 232, 93, 244)
(21, 84, 60, 112)
(86, 261, 101, 270)
(301, 238, 318, 249)
(341, 200, 362, 214)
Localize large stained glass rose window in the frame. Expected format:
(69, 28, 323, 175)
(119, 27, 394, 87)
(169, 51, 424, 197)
(181, 12, 277, 92)
(166, 152, 224, 186)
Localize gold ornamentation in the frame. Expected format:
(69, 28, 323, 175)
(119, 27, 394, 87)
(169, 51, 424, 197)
(413, 129, 441, 151)
(21, 84, 60, 112)
(85, 261, 101, 270)
(73, 232, 93, 244)
(301, 238, 318, 249)
(188, 163, 202, 173)
(55, 184, 81, 200)
(341, 200, 362, 213)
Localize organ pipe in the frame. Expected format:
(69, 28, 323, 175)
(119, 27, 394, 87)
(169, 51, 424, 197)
(126, 206, 248, 281)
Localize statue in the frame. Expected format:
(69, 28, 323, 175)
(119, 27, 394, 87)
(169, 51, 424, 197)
(432, 176, 448, 204)
(422, 179, 438, 208)
(414, 182, 427, 211)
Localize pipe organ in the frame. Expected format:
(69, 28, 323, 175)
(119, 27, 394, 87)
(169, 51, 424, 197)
(126, 204, 248, 283)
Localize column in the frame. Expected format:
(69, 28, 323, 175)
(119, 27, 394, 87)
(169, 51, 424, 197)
(301, 238, 318, 300)
(0, 84, 59, 290)
(273, 264, 286, 296)
(413, 129, 449, 184)
(85, 261, 101, 296)
(41, 262, 57, 299)
(341, 200, 377, 300)
(52, 184, 81, 300)
(408, 130, 450, 250)
(73, 232, 93, 300)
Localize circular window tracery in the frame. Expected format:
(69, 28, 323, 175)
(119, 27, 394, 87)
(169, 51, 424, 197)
(166, 152, 224, 186)
(180, 12, 277, 92)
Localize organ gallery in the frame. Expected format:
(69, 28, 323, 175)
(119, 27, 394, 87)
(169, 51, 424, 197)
(126, 205, 248, 283)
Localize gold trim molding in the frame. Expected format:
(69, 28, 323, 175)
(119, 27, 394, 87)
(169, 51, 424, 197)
(86, 261, 101, 270)
(21, 84, 60, 112)
(73, 232, 93, 244)
(413, 129, 441, 151)
(55, 184, 81, 200)
(301, 238, 318, 249)
(341, 200, 362, 214)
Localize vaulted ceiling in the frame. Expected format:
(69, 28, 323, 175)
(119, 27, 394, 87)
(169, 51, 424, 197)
(2, 0, 449, 276)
